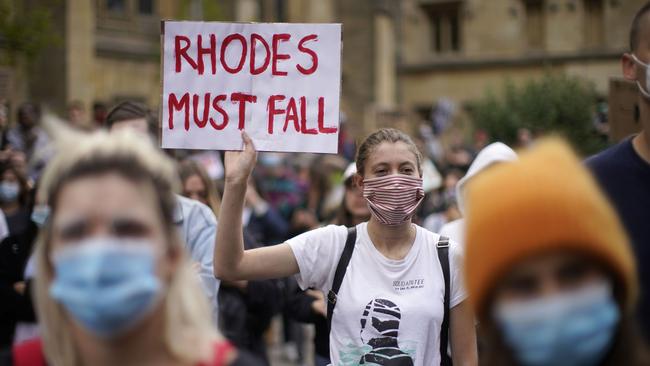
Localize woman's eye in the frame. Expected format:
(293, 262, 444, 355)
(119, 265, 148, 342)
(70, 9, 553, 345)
(557, 261, 591, 287)
(112, 219, 150, 237)
(58, 221, 88, 242)
(503, 275, 539, 298)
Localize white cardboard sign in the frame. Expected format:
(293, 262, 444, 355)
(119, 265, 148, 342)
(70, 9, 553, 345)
(161, 21, 342, 153)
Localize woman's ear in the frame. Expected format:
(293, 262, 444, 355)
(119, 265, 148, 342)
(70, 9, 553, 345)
(353, 173, 364, 189)
(622, 53, 639, 81)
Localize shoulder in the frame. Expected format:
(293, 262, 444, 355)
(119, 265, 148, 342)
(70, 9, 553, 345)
(287, 224, 349, 247)
(175, 194, 217, 226)
(585, 139, 632, 172)
(439, 219, 464, 239)
(415, 223, 441, 243)
(416, 224, 463, 257)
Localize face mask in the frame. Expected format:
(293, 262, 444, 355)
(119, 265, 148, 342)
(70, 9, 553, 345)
(0, 182, 20, 203)
(49, 237, 163, 338)
(494, 281, 619, 366)
(31, 205, 50, 227)
(631, 54, 650, 99)
(363, 175, 424, 226)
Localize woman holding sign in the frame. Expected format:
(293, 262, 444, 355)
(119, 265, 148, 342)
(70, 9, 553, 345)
(215, 128, 478, 366)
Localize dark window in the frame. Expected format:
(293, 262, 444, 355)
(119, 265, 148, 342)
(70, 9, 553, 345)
(139, 0, 154, 15)
(423, 2, 462, 53)
(433, 16, 442, 52)
(524, 0, 545, 50)
(276, 0, 287, 22)
(583, 0, 604, 48)
(107, 0, 126, 13)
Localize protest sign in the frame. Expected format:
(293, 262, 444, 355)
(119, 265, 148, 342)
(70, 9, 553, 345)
(161, 21, 342, 153)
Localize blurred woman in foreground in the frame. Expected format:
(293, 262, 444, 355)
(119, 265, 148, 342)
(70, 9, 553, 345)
(3, 126, 257, 365)
(464, 139, 649, 366)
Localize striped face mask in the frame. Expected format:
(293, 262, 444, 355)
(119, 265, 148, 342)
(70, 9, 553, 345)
(363, 174, 424, 226)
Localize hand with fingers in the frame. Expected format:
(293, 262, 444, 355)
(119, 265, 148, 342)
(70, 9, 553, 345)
(224, 131, 257, 185)
(224, 131, 257, 184)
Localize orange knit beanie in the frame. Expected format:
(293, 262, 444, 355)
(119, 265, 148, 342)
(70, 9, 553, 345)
(464, 138, 637, 319)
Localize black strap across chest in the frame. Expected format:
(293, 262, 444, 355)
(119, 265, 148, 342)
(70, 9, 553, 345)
(326, 226, 357, 331)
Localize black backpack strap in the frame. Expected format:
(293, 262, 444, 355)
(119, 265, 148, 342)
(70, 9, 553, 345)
(327, 226, 357, 333)
(437, 236, 453, 366)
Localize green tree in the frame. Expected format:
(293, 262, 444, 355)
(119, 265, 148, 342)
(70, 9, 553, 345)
(0, 0, 58, 65)
(469, 74, 607, 155)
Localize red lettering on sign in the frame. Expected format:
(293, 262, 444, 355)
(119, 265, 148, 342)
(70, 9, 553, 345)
(283, 97, 300, 132)
(231, 92, 257, 130)
(271, 34, 291, 76)
(267, 95, 286, 134)
(196, 34, 217, 75)
(296, 34, 318, 75)
(174, 36, 197, 73)
(221, 33, 247, 74)
(210, 94, 229, 130)
(168, 93, 190, 130)
(300, 96, 317, 135)
(317, 97, 337, 134)
(250, 33, 271, 75)
(192, 93, 211, 128)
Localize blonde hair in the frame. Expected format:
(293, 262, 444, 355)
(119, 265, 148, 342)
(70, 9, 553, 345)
(178, 159, 222, 217)
(34, 118, 220, 366)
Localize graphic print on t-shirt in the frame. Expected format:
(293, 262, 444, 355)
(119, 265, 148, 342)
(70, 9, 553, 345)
(338, 297, 416, 365)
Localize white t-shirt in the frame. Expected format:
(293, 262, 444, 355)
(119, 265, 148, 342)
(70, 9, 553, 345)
(288, 222, 466, 366)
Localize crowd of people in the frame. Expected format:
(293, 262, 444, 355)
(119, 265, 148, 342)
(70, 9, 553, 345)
(0, 3, 649, 366)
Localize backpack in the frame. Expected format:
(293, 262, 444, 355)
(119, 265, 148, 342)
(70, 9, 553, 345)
(326, 227, 453, 366)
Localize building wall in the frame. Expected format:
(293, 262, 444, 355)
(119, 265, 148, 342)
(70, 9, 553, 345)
(92, 57, 161, 107)
(401, 59, 620, 107)
(91, 0, 174, 110)
(9, 0, 648, 134)
(398, 0, 646, 114)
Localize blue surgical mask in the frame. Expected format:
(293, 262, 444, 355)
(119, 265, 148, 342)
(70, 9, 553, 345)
(0, 182, 20, 203)
(49, 237, 163, 338)
(494, 281, 619, 366)
(30, 205, 50, 227)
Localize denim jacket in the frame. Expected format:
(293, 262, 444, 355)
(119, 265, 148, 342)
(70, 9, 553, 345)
(173, 194, 219, 325)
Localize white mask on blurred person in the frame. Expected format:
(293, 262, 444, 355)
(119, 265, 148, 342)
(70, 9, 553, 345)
(631, 54, 650, 99)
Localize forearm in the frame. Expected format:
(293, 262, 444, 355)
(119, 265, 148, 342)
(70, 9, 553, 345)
(450, 301, 478, 366)
(214, 179, 248, 280)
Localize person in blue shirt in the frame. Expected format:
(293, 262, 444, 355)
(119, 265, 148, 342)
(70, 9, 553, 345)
(105, 101, 220, 325)
(586, 2, 650, 340)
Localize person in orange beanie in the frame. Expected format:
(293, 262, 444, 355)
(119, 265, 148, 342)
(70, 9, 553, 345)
(464, 139, 648, 366)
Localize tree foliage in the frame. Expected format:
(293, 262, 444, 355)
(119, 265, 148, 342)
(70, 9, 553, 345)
(469, 73, 607, 155)
(0, 0, 58, 65)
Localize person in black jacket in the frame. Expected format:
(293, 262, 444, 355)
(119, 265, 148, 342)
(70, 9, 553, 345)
(0, 163, 38, 348)
(218, 230, 282, 365)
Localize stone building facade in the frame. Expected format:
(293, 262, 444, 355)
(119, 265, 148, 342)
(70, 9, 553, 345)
(1, 0, 646, 135)
(399, 0, 645, 119)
